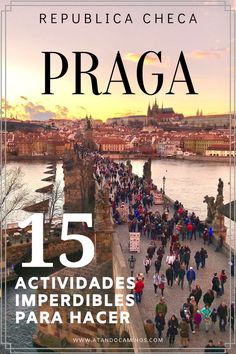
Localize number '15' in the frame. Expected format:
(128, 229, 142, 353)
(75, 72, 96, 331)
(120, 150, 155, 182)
(18, 213, 94, 268)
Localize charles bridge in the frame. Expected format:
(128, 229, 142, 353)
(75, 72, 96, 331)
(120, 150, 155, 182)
(3, 140, 234, 353)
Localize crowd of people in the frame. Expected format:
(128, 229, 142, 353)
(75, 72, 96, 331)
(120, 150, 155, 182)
(90, 154, 233, 351)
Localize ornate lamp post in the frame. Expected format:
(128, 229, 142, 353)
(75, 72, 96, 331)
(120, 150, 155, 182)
(128, 255, 136, 293)
(162, 176, 166, 195)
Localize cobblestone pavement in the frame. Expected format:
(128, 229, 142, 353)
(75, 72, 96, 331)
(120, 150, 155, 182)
(116, 204, 234, 352)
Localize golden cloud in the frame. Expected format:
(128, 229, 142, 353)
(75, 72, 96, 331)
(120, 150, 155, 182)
(187, 47, 229, 60)
(124, 52, 159, 65)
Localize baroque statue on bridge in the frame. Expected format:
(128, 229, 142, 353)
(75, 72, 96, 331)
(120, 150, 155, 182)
(143, 158, 152, 182)
(217, 178, 224, 196)
(203, 195, 216, 223)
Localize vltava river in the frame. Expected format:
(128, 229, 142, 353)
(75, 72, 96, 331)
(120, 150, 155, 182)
(6, 158, 234, 241)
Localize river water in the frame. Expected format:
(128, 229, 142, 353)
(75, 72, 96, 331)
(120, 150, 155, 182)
(3, 158, 234, 350)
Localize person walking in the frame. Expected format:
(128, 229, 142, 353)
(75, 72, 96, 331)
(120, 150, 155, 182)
(203, 289, 215, 307)
(155, 312, 165, 338)
(217, 302, 228, 332)
(190, 284, 202, 305)
(211, 308, 218, 334)
(200, 247, 208, 268)
(219, 270, 227, 295)
(212, 273, 221, 297)
(167, 315, 179, 347)
(166, 265, 174, 287)
(179, 318, 189, 348)
(178, 265, 186, 290)
(155, 297, 168, 318)
(153, 272, 160, 296)
(154, 257, 162, 273)
(173, 258, 180, 282)
(134, 277, 144, 303)
(194, 250, 201, 270)
(194, 310, 202, 331)
(201, 304, 212, 333)
(181, 299, 195, 333)
(143, 256, 151, 275)
(186, 267, 196, 291)
(159, 274, 166, 296)
(183, 249, 191, 270)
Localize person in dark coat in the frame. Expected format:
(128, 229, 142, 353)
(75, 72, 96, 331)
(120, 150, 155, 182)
(212, 273, 221, 297)
(167, 315, 179, 346)
(200, 247, 208, 268)
(194, 251, 201, 270)
(190, 285, 202, 305)
(155, 312, 165, 338)
(166, 265, 174, 287)
(204, 340, 216, 353)
(178, 265, 186, 290)
(172, 258, 180, 281)
(230, 303, 234, 332)
(183, 249, 191, 270)
(203, 289, 215, 307)
(211, 308, 218, 334)
(217, 302, 228, 332)
(154, 258, 162, 273)
(147, 244, 156, 259)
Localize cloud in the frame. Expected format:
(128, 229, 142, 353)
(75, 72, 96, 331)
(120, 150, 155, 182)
(24, 101, 56, 121)
(187, 47, 229, 60)
(124, 52, 171, 68)
(114, 110, 143, 117)
(55, 105, 69, 118)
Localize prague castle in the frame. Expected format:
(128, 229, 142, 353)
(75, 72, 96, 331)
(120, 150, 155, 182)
(146, 99, 183, 125)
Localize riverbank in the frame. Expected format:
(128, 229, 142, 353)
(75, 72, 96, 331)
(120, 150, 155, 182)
(101, 153, 230, 163)
(7, 155, 61, 162)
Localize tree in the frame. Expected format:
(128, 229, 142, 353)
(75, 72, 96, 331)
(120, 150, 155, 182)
(1, 167, 29, 225)
(46, 181, 63, 236)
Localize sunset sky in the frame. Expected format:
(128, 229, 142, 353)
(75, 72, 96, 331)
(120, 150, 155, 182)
(4, 0, 236, 121)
